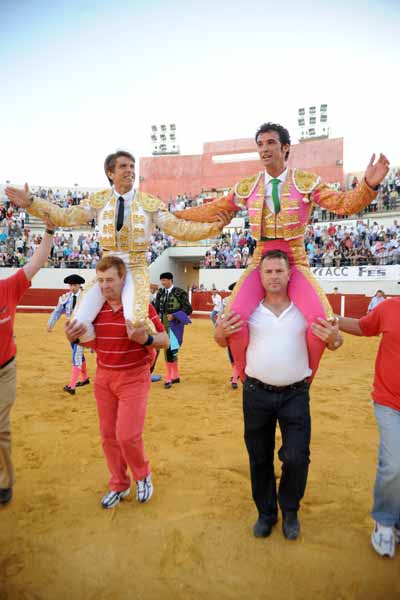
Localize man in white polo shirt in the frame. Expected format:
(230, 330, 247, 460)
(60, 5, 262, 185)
(214, 249, 341, 540)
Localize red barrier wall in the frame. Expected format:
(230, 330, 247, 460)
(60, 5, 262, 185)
(191, 292, 374, 319)
(16, 289, 381, 320)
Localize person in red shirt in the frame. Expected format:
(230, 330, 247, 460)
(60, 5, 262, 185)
(65, 255, 169, 509)
(335, 300, 400, 558)
(0, 224, 55, 506)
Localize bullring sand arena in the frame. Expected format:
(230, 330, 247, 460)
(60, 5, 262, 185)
(1, 314, 399, 600)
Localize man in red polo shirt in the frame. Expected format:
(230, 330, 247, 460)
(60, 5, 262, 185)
(336, 300, 400, 558)
(65, 255, 169, 509)
(0, 225, 55, 506)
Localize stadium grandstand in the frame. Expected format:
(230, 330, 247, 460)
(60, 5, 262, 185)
(1, 159, 400, 316)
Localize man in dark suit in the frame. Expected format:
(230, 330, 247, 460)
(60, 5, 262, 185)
(154, 272, 192, 389)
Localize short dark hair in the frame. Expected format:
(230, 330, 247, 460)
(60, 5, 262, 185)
(104, 151, 135, 186)
(255, 122, 291, 161)
(260, 249, 290, 269)
(96, 255, 126, 278)
(160, 272, 173, 280)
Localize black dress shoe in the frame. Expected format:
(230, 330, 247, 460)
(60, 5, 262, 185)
(253, 515, 278, 538)
(76, 378, 90, 387)
(0, 487, 12, 505)
(171, 378, 180, 384)
(282, 512, 300, 540)
(63, 385, 76, 395)
(164, 382, 172, 389)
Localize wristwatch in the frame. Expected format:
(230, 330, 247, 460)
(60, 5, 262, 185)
(142, 334, 154, 346)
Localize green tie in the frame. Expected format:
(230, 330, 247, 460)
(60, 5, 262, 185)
(270, 178, 281, 214)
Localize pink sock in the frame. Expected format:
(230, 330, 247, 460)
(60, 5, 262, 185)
(232, 365, 239, 384)
(69, 366, 80, 389)
(165, 362, 173, 383)
(171, 362, 179, 380)
(80, 362, 88, 381)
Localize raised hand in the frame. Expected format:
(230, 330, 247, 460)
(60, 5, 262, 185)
(214, 210, 233, 229)
(365, 154, 390, 189)
(5, 182, 32, 208)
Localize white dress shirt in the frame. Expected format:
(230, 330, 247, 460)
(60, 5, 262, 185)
(264, 167, 288, 214)
(245, 302, 311, 386)
(113, 187, 135, 230)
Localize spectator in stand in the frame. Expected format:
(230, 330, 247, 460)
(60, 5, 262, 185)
(368, 290, 386, 312)
(208, 290, 224, 325)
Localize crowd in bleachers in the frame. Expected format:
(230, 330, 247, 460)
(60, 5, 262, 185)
(203, 230, 256, 268)
(201, 219, 400, 269)
(2, 167, 400, 270)
(0, 203, 175, 268)
(305, 220, 400, 267)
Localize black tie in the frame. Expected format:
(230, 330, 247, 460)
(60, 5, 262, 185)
(116, 196, 125, 231)
(72, 295, 77, 310)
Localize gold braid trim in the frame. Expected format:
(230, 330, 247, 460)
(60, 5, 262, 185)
(89, 189, 113, 210)
(292, 169, 320, 194)
(29, 197, 91, 227)
(173, 191, 236, 222)
(234, 172, 262, 198)
(137, 191, 162, 212)
(157, 208, 223, 241)
(314, 179, 377, 215)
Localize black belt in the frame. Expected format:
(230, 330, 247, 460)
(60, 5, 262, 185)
(0, 356, 15, 370)
(246, 376, 308, 393)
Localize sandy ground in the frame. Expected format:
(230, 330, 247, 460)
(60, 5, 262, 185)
(1, 314, 399, 600)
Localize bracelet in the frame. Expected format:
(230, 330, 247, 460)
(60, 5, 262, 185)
(45, 229, 55, 235)
(365, 178, 379, 191)
(142, 334, 154, 346)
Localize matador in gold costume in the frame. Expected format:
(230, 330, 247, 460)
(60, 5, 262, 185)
(172, 122, 390, 380)
(6, 151, 227, 340)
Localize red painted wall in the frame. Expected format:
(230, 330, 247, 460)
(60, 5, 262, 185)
(17, 290, 374, 320)
(191, 292, 371, 319)
(140, 137, 344, 202)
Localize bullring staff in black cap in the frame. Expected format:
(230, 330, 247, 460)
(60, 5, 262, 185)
(154, 272, 192, 389)
(47, 274, 89, 395)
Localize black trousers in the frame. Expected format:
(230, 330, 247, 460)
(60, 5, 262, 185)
(243, 377, 311, 520)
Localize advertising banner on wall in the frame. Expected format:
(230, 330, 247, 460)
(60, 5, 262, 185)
(311, 265, 400, 281)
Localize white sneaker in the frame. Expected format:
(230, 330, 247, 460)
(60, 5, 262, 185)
(136, 474, 153, 503)
(371, 522, 395, 558)
(101, 487, 130, 509)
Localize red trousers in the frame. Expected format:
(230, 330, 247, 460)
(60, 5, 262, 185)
(94, 364, 151, 491)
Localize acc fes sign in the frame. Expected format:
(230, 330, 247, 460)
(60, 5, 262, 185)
(312, 265, 400, 280)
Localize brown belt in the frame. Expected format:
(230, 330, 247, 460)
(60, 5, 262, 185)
(246, 376, 308, 393)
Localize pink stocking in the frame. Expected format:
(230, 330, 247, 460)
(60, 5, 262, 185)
(171, 361, 179, 380)
(80, 361, 88, 382)
(69, 366, 80, 390)
(165, 362, 173, 384)
(232, 365, 239, 385)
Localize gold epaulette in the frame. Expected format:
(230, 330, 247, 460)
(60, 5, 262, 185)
(292, 169, 320, 194)
(89, 189, 113, 210)
(59, 292, 70, 304)
(139, 192, 162, 212)
(234, 173, 262, 198)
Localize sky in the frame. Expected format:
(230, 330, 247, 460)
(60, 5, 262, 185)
(0, 0, 399, 188)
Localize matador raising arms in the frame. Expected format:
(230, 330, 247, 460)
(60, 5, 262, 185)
(6, 150, 230, 340)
